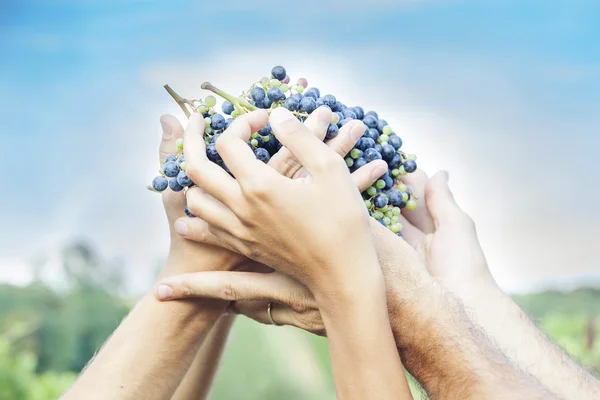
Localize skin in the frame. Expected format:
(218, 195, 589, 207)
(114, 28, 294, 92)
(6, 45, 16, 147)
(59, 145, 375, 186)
(171, 107, 412, 399)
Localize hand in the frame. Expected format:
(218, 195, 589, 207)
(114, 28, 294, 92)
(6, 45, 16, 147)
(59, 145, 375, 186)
(397, 169, 496, 295)
(181, 107, 388, 297)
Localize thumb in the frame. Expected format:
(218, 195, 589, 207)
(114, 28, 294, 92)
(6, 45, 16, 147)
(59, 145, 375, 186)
(351, 160, 388, 192)
(424, 170, 466, 227)
(159, 114, 184, 164)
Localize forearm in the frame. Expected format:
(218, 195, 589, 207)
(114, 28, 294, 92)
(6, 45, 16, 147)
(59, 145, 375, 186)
(172, 314, 236, 400)
(63, 244, 237, 400)
(456, 280, 600, 399)
(317, 267, 412, 400)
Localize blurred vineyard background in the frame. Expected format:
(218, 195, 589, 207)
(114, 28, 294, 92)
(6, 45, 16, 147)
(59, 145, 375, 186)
(0, 241, 598, 400)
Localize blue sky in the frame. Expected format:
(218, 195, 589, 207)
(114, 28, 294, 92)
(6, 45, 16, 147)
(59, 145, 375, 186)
(1, 0, 599, 293)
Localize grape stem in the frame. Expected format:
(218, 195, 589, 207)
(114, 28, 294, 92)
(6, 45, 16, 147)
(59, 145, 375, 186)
(164, 84, 191, 118)
(201, 82, 258, 113)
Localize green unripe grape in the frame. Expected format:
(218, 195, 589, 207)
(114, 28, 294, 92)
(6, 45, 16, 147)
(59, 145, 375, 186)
(176, 138, 184, 150)
(345, 157, 354, 167)
(382, 125, 393, 135)
(198, 105, 207, 113)
(180, 161, 187, 171)
(251, 132, 259, 139)
(208, 109, 215, 115)
(391, 215, 400, 223)
(391, 223, 402, 233)
(397, 183, 408, 192)
(383, 217, 391, 226)
(367, 186, 377, 196)
(263, 135, 270, 142)
(280, 84, 289, 92)
(392, 168, 400, 177)
(375, 179, 386, 189)
(251, 139, 258, 147)
(204, 117, 211, 126)
(260, 77, 269, 87)
(271, 79, 281, 87)
(296, 85, 304, 94)
(402, 192, 409, 202)
(399, 166, 407, 175)
(409, 154, 417, 161)
(205, 96, 217, 108)
(385, 210, 393, 218)
(231, 110, 240, 118)
(379, 134, 389, 143)
(364, 200, 372, 208)
(350, 148, 362, 159)
(204, 126, 213, 134)
(406, 200, 417, 211)
(332, 113, 340, 124)
(373, 210, 384, 219)
(392, 207, 401, 215)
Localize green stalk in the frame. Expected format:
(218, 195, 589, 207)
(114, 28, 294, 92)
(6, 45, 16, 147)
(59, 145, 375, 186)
(201, 81, 258, 112)
(164, 84, 191, 118)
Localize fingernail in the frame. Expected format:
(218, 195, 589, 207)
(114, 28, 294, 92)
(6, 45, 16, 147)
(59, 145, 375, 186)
(270, 107, 295, 124)
(157, 284, 173, 300)
(371, 163, 387, 180)
(351, 122, 366, 141)
(175, 220, 188, 236)
(161, 118, 173, 140)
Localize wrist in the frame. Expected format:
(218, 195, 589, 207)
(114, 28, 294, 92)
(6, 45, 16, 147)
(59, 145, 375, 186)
(162, 242, 244, 277)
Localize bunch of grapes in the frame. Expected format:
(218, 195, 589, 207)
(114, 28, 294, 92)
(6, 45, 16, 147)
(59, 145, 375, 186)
(150, 66, 418, 236)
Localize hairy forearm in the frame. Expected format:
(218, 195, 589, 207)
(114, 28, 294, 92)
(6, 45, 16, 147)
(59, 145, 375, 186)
(317, 267, 411, 400)
(63, 244, 237, 400)
(172, 314, 236, 400)
(456, 281, 600, 399)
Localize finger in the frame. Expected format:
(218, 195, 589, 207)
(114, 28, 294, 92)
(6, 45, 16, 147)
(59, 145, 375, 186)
(394, 214, 425, 249)
(173, 216, 226, 246)
(216, 110, 274, 180)
(267, 107, 331, 177)
(425, 170, 467, 227)
(159, 114, 184, 164)
(351, 160, 388, 192)
(231, 300, 296, 328)
(185, 187, 242, 232)
(401, 169, 436, 234)
(269, 107, 337, 175)
(156, 271, 306, 304)
(326, 120, 365, 158)
(183, 113, 240, 203)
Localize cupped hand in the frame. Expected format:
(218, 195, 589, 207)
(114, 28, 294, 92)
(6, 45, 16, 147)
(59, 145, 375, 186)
(181, 107, 386, 295)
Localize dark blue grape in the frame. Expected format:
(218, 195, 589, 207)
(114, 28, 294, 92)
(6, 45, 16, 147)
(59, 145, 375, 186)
(304, 87, 320, 99)
(184, 204, 195, 218)
(210, 114, 226, 130)
(339, 118, 354, 127)
(271, 65, 287, 80)
(377, 119, 388, 133)
(300, 97, 317, 113)
(206, 143, 221, 162)
(152, 176, 168, 192)
(397, 231, 403, 237)
(262, 97, 273, 109)
(225, 118, 234, 129)
(283, 95, 300, 111)
(354, 157, 367, 169)
(381, 144, 396, 161)
(376, 218, 386, 226)
(404, 159, 417, 173)
(374, 144, 383, 153)
(316, 98, 326, 109)
(365, 148, 382, 161)
(322, 94, 337, 108)
(332, 102, 345, 112)
(177, 155, 185, 165)
(264, 134, 279, 155)
(352, 106, 365, 120)
(334, 112, 345, 125)
(388, 134, 402, 150)
(374, 194, 388, 208)
(222, 101, 234, 115)
(365, 128, 379, 141)
(362, 115, 378, 129)
(177, 170, 193, 187)
(365, 111, 378, 119)
(251, 87, 266, 103)
(254, 147, 271, 163)
(267, 87, 285, 102)
(343, 109, 357, 119)
(165, 155, 177, 163)
(388, 153, 402, 169)
(210, 134, 221, 144)
(356, 137, 376, 151)
(325, 122, 339, 141)
(169, 177, 184, 192)
(388, 189, 403, 207)
(258, 123, 271, 136)
(383, 175, 394, 190)
(163, 161, 180, 178)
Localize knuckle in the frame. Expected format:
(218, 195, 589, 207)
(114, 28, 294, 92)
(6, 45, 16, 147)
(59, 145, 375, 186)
(219, 282, 238, 301)
(185, 162, 202, 184)
(242, 178, 271, 200)
(181, 284, 193, 297)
